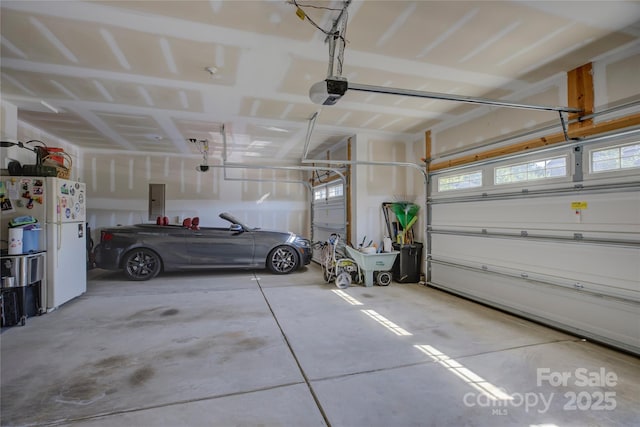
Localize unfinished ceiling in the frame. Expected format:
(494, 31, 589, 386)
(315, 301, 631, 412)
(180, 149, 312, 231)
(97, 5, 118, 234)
(1, 1, 639, 164)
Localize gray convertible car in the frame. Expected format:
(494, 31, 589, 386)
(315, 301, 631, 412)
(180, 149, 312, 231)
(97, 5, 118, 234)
(94, 212, 312, 280)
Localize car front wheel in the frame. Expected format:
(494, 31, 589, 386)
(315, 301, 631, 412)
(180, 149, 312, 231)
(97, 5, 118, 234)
(267, 246, 299, 274)
(123, 248, 162, 281)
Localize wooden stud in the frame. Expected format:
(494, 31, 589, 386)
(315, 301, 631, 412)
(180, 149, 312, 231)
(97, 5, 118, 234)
(568, 63, 594, 129)
(424, 130, 432, 172)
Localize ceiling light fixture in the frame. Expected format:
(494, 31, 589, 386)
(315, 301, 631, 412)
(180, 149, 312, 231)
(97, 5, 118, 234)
(40, 100, 59, 114)
(205, 66, 218, 76)
(263, 126, 290, 133)
(249, 140, 272, 148)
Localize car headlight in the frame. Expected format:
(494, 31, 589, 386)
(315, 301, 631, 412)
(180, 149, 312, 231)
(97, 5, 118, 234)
(294, 236, 311, 248)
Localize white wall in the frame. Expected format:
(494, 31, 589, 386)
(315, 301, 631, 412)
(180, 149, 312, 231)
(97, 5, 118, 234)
(0, 103, 430, 250)
(593, 42, 640, 115)
(351, 133, 426, 252)
(5, 118, 311, 243)
(1, 100, 26, 168)
(1, 100, 18, 141)
(79, 150, 310, 242)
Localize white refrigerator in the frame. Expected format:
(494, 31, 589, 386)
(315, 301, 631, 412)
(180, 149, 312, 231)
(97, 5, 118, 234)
(2, 177, 87, 309)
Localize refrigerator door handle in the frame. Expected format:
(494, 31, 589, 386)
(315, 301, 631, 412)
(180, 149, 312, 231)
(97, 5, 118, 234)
(58, 220, 62, 251)
(57, 195, 62, 251)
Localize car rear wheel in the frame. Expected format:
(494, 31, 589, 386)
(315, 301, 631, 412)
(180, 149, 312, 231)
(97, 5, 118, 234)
(267, 245, 299, 274)
(123, 248, 162, 281)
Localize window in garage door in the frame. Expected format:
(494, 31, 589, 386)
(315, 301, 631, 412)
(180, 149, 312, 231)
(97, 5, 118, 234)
(437, 170, 482, 192)
(590, 142, 640, 172)
(494, 156, 567, 184)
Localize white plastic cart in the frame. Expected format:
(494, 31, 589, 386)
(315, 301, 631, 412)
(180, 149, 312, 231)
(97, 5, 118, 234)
(344, 246, 399, 287)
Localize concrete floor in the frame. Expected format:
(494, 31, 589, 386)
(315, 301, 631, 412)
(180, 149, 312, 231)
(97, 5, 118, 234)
(1, 264, 639, 427)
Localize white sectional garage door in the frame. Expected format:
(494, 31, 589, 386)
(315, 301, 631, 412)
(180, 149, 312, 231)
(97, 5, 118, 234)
(311, 180, 347, 263)
(428, 133, 640, 355)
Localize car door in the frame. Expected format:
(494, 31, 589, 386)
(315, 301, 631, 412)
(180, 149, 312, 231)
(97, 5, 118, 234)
(146, 226, 190, 268)
(187, 226, 255, 267)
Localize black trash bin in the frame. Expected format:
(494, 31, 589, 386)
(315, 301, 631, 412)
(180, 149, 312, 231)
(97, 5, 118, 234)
(392, 242, 423, 283)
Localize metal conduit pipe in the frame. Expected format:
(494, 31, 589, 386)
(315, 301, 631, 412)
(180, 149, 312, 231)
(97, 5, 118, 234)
(220, 124, 346, 187)
(578, 99, 640, 122)
(428, 127, 640, 177)
(220, 130, 346, 182)
(220, 124, 349, 244)
(221, 123, 227, 163)
(324, 0, 352, 43)
(221, 162, 347, 186)
(302, 111, 320, 161)
(302, 158, 429, 257)
(221, 169, 313, 231)
(327, 31, 336, 79)
(435, 122, 566, 161)
(299, 110, 428, 241)
(301, 158, 427, 183)
(223, 175, 311, 189)
(200, 162, 329, 182)
(348, 82, 582, 113)
(300, 105, 430, 247)
(220, 124, 346, 181)
(222, 167, 312, 191)
(210, 163, 347, 244)
(220, 163, 346, 197)
(433, 99, 640, 161)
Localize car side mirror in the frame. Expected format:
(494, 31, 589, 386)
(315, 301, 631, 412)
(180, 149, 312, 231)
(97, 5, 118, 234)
(229, 224, 243, 233)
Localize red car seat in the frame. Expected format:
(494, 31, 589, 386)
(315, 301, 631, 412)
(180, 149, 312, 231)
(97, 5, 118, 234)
(182, 218, 192, 228)
(191, 217, 200, 230)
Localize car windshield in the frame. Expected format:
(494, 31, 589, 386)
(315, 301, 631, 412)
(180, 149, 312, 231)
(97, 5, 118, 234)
(219, 212, 259, 230)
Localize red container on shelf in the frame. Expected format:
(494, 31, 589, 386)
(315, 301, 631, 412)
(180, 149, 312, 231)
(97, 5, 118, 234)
(45, 147, 65, 166)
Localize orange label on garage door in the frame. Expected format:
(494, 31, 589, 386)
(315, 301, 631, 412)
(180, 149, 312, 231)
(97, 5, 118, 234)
(571, 201, 588, 210)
